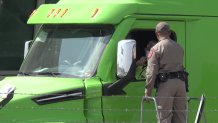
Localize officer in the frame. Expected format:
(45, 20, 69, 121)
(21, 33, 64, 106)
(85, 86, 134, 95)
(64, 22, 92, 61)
(144, 22, 187, 123)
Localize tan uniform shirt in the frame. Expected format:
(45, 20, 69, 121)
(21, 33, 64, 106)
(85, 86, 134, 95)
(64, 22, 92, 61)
(145, 39, 184, 95)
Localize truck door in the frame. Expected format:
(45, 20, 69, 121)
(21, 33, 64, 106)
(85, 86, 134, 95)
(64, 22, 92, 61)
(102, 20, 186, 123)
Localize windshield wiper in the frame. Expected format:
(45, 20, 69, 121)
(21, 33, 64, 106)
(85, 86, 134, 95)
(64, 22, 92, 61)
(37, 72, 80, 78)
(18, 72, 61, 77)
(19, 72, 78, 78)
(18, 72, 31, 76)
(35, 72, 61, 76)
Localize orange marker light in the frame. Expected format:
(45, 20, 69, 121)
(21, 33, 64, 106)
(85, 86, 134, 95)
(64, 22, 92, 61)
(60, 9, 68, 17)
(91, 8, 99, 18)
(53, 9, 61, 18)
(47, 9, 55, 18)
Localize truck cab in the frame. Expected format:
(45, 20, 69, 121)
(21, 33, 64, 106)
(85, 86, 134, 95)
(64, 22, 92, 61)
(1, 0, 218, 122)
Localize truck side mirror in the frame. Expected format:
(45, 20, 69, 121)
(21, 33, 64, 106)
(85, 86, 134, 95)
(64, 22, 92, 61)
(24, 40, 33, 58)
(105, 39, 136, 95)
(117, 39, 136, 78)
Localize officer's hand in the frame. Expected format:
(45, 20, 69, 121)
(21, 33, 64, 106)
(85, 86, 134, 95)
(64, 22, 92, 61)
(144, 93, 151, 103)
(136, 57, 147, 66)
(140, 57, 147, 63)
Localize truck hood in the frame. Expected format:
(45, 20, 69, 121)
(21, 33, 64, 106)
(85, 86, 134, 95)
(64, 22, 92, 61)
(0, 76, 84, 98)
(0, 76, 86, 122)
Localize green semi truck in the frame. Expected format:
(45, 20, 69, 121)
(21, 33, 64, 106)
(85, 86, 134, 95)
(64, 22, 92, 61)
(0, 0, 217, 122)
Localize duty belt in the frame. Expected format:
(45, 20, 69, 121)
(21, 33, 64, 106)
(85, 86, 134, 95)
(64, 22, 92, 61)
(155, 71, 189, 92)
(157, 71, 187, 82)
(167, 72, 183, 79)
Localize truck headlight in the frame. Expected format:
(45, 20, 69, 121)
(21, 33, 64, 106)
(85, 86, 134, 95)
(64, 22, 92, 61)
(0, 83, 16, 107)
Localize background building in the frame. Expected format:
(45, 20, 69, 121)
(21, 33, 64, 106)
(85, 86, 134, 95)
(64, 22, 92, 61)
(0, 0, 58, 76)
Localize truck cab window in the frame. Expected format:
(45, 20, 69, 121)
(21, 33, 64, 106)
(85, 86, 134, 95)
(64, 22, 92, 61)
(127, 29, 177, 61)
(126, 29, 176, 80)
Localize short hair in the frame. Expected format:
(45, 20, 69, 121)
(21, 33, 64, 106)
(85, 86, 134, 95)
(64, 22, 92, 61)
(155, 22, 170, 33)
(146, 40, 157, 50)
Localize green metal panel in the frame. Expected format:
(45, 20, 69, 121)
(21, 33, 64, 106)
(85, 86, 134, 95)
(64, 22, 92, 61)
(57, 0, 218, 17)
(0, 76, 86, 122)
(28, 0, 218, 24)
(0, 76, 104, 122)
(27, 3, 137, 24)
(186, 18, 218, 122)
(84, 77, 103, 122)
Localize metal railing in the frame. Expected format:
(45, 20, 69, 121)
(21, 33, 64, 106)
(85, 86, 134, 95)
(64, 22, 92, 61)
(188, 94, 206, 123)
(140, 94, 206, 123)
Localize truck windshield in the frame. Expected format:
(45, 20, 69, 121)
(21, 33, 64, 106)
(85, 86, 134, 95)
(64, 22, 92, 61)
(19, 25, 114, 78)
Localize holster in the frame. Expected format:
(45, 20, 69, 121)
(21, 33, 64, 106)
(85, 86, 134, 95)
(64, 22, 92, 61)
(154, 73, 167, 89)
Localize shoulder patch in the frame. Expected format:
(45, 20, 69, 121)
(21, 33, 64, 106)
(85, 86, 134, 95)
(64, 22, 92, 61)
(147, 50, 153, 59)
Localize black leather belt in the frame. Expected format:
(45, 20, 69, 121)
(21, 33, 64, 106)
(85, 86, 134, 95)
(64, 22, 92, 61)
(155, 71, 189, 91)
(167, 72, 181, 79)
(157, 71, 186, 83)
